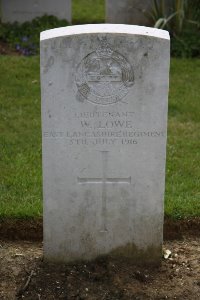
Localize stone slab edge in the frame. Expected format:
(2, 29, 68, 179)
(40, 24, 170, 41)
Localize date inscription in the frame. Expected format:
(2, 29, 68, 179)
(43, 110, 165, 146)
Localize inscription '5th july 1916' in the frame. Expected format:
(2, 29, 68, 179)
(75, 38, 134, 105)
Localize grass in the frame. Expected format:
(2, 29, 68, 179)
(72, 0, 105, 24)
(0, 56, 41, 217)
(165, 59, 200, 218)
(0, 57, 200, 219)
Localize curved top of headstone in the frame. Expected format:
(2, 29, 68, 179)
(40, 24, 170, 41)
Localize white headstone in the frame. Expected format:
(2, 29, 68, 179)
(1, 0, 71, 23)
(40, 24, 170, 265)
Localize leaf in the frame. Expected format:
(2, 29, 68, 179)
(154, 18, 166, 28)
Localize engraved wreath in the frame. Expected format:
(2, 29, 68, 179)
(75, 38, 134, 105)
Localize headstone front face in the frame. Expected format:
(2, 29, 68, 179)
(1, 0, 71, 23)
(106, 0, 152, 25)
(40, 24, 170, 265)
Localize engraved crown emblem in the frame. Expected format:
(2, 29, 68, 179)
(96, 38, 113, 58)
(75, 38, 134, 105)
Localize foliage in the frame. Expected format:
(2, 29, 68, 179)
(0, 0, 105, 55)
(148, 0, 200, 57)
(150, 0, 200, 33)
(171, 29, 200, 58)
(0, 57, 200, 219)
(72, 0, 105, 24)
(0, 15, 69, 55)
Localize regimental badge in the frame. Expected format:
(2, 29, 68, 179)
(75, 38, 134, 105)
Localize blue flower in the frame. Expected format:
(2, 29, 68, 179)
(15, 44, 21, 50)
(21, 36, 28, 42)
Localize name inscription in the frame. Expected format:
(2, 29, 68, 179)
(44, 110, 165, 146)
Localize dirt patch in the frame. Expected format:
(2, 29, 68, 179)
(1, 218, 199, 299)
(0, 218, 43, 241)
(0, 237, 200, 299)
(164, 217, 200, 240)
(1, 217, 200, 241)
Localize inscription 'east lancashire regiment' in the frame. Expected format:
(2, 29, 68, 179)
(43, 130, 165, 138)
(43, 130, 165, 146)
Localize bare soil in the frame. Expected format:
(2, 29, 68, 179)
(0, 235, 200, 300)
(1, 217, 200, 242)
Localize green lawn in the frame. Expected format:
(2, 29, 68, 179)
(72, 0, 105, 24)
(0, 57, 41, 217)
(165, 59, 200, 218)
(0, 57, 200, 219)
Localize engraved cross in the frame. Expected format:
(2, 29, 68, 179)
(78, 151, 131, 232)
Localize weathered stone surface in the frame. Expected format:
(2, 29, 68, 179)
(40, 24, 170, 264)
(106, 0, 152, 25)
(1, 0, 71, 23)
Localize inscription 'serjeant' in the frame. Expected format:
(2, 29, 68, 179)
(78, 151, 131, 232)
(75, 38, 134, 105)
